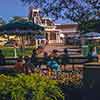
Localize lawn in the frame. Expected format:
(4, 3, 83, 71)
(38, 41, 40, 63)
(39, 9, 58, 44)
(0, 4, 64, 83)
(0, 46, 35, 58)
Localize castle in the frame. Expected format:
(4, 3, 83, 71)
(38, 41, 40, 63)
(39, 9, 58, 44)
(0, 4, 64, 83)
(0, 8, 80, 47)
(29, 8, 80, 45)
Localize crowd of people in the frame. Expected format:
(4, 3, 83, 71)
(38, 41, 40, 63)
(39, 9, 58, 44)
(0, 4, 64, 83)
(14, 46, 69, 77)
(0, 46, 98, 77)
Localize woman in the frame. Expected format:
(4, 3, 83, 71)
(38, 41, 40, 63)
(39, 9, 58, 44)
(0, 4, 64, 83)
(47, 50, 60, 76)
(30, 49, 38, 67)
(61, 48, 69, 71)
(47, 55, 61, 79)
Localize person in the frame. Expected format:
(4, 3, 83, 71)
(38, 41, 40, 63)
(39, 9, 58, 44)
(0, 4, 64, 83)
(88, 47, 98, 62)
(92, 47, 97, 57)
(49, 49, 59, 62)
(36, 46, 44, 68)
(37, 46, 44, 54)
(23, 56, 35, 74)
(15, 57, 23, 73)
(40, 52, 49, 76)
(47, 49, 61, 78)
(43, 52, 49, 64)
(50, 49, 58, 57)
(46, 40, 48, 45)
(30, 49, 38, 68)
(31, 46, 44, 68)
(47, 56, 61, 79)
(0, 49, 5, 65)
(61, 48, 69, 71)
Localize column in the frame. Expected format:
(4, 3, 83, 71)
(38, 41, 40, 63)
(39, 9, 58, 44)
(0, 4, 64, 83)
(59, 32, 61, 43)
(59, 34, 61, 43)
(56, 32, 58, 43)
(48, 32, 50, 44)
(56, 32, 59, 43)
(39, 39, 42, 46)
(36, 39, 38, 48)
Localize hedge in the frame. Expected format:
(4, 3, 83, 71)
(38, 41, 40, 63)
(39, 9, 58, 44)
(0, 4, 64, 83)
(0, 74, 64, 100)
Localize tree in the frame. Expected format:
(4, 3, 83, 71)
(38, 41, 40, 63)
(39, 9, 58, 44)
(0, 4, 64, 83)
(9, 16, 28, 23)
(80, 19, 100, 33)
(0, 17, 6, 25)
(0, 74, 64, 100)
(20, 0, 100, 33)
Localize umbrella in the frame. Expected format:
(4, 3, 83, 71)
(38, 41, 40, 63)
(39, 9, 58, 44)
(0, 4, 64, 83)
(83, 32, 100, 39)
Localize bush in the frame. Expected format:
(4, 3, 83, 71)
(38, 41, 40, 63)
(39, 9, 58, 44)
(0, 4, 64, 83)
(0, 46, 34, 58)
(0, 74, 64, 100)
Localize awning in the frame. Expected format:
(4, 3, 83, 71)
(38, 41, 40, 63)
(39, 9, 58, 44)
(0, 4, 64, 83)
(0, 22, 44, 34)
(83, 32, 100, 37)
(34, 35, 46, 40)
(83, 32, 100, 40)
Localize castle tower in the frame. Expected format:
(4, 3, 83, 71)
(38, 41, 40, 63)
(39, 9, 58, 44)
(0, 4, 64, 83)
(31, 8, 43, 25)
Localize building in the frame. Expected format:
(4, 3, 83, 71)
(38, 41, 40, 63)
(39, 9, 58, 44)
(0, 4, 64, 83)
(56, 24, 80, 45)
(0, 8, 80, 46)
(30, 8, 80, 45)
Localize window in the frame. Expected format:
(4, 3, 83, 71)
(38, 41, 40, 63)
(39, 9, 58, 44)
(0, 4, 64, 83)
(50, 32, 56, 40)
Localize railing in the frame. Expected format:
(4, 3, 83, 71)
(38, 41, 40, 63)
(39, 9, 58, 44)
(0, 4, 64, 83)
(0, 56, 98, 82)
(4, 56, 98, 64)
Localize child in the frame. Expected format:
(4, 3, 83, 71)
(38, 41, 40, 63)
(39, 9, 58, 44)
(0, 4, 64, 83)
(47, 57, 61, 78)
(15, 57, 23, 73)
(24, 56, 35, 74)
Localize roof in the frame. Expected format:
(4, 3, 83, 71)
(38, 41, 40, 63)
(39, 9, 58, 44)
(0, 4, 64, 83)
(0, 22, 44, 32)
(56, 24, 78, 29)
(41, 18, 55, 26)
(83, 32, 100, 37)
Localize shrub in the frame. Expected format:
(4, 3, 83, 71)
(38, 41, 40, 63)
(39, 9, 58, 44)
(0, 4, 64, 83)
(0, 74, 64, 100)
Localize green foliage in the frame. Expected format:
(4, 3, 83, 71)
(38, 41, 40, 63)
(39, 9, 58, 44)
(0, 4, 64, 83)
(21, 0, 99, 21)
(0, 46, 34, 58)
(80, 19, 100, 33)
(0, 74, 64, 100)
(21, 0, 100, 33)
(0, 17, 6, 25)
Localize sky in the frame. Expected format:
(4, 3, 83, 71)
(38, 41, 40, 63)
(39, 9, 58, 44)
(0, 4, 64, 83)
(0, 0, 73, 24)
(0, 0, 27, 21)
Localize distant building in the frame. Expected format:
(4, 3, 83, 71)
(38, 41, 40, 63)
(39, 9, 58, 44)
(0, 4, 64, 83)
(0, 8, 80, 46)
(30, 8, 80, 45)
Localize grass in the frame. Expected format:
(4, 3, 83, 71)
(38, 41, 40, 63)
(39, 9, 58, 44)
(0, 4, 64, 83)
(0, 46, 35, 58)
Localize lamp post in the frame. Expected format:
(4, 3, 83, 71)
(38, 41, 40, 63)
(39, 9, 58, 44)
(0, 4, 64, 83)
(13, 43, 17, 58)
